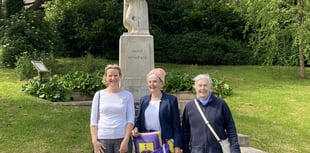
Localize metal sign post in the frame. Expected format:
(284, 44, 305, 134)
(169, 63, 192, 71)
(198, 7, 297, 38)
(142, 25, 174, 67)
(31, 61, 49, 83)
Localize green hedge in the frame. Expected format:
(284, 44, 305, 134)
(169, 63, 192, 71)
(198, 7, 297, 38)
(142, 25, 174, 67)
(154, 32, 254, 65)
(22, 71, 232, 102)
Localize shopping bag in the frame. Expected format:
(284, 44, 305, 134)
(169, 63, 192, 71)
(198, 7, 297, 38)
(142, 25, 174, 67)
(133, 131, 162, 153)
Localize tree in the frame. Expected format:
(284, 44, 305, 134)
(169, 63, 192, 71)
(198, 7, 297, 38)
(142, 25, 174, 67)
(0, 0, 3, 18)
(44, 0, 123, 58)
(4, 0, 24, 17)
(229, 0, 310, 78)
(296, 0, 307, 78)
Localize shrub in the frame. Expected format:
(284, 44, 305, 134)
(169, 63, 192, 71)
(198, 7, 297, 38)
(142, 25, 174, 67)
(15, 52, 36, 80)
(15, 52, 58, 80)
(22, 71, 105, 102)
(0, 10, 63, 67)
(80, 54, 106, 73)
(3, 0, 24, 17)
(22, 75, 72, 102)
(211, 78, 233, 98)
(163, 72, 194, 93)
(163, 72, 233, 98)
(62, 71, 105, 96)
(22, 70, 232, 102)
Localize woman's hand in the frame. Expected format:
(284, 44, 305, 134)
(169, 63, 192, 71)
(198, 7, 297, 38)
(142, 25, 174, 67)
(93, 141, 105, 153)
(119, 140, 129, 153)
(175, 147, 182, 153)
(131, 127, 140, 137)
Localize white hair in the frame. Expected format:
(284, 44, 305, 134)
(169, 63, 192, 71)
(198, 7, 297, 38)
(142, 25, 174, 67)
(193, 74, 212, 88)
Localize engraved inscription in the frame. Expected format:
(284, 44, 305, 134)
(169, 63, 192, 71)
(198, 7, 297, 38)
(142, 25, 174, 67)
(128, 56, 147, 60)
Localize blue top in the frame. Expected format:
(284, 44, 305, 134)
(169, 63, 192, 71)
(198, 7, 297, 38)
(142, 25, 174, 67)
(182, 94, 241, 153)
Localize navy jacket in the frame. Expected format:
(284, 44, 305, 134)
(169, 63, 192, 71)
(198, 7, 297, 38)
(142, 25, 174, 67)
(134, 92, 182, 148)
(182, 94, 241, 153)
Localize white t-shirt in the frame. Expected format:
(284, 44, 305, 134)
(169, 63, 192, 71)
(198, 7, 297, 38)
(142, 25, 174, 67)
(90, 90, 135, 139)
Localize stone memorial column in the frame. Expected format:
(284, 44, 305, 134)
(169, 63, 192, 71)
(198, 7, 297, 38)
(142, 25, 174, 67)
(119, 0, 154, 102)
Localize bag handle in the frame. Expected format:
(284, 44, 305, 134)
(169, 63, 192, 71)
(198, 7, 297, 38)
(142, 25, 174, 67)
(97, 91, 101, 120)
(194, 99, 222, 142)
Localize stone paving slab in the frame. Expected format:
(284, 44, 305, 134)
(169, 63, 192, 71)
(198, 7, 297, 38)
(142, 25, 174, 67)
(241, 147, 266, 153)
(238, 133, 250, 147)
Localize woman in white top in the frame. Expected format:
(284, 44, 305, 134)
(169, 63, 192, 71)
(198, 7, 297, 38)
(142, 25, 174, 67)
(90, 64, 135, 153)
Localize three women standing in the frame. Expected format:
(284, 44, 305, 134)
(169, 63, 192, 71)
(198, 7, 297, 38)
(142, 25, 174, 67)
(90, 65, 240, 153)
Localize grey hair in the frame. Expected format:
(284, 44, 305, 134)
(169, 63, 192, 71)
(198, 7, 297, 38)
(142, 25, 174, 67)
(193, 74, 212, 88)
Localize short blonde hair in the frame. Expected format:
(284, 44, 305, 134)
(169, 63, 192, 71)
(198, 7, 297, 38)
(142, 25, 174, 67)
(102, 64, 122, 85)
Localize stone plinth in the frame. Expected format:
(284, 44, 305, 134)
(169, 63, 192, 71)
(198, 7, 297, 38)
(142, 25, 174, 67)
(119, 33, 154, 102)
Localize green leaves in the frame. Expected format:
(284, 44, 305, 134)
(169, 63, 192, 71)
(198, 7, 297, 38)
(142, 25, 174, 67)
(162, 72, 232, 98)
(0, 10, 63, 67)
(22, 75, 72, 102)
(163, 72, 194, 93)
(241, 0, 310, 67)
(62, 71, 105, 96)
(22, 71, 105, 102)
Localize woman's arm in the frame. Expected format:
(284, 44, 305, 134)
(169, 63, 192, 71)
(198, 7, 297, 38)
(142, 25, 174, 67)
(120, 123, 134, 153)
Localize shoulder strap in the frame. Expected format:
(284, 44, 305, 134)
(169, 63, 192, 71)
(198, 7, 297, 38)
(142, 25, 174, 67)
(194, 99, 222, 142)
(97, 91, 100, 120)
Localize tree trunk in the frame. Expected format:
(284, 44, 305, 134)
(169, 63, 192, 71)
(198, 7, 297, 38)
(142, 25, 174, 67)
(299, 46, 305, 78)
(297, 0, 306, 79)
(0, 0, 2, 15)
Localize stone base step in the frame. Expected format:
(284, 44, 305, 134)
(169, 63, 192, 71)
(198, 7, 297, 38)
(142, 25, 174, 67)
(241, 147, 266, 153)
(238, 133, 250, 147)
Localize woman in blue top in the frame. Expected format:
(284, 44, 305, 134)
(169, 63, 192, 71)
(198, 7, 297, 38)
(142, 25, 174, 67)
(132, 68, 182, 153)
(182, 74, 241, 153)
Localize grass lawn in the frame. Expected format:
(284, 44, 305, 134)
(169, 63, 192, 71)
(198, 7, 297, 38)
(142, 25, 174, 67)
(0, 63, 310, 153)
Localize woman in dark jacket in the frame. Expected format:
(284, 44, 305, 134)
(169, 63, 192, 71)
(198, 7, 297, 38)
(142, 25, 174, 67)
(182, 74, 241, 153)
(132, 68, 182, 153)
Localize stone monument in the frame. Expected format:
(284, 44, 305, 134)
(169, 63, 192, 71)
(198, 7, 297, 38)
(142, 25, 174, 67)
(119, 0, 154, 102)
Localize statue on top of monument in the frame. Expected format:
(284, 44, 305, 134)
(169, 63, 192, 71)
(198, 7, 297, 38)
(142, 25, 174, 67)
(123, 0, 149, 34)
